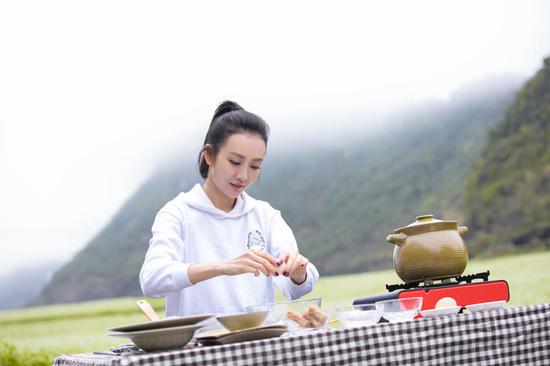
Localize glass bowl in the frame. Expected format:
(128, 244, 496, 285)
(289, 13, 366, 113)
(334, 304, 383, 328)
(375, 297, 423, 323)
(246, 297, 326, 332)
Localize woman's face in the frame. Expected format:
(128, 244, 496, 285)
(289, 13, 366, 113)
(205, 133, 266, 199)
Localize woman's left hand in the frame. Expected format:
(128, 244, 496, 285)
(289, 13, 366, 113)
(277, 250, 309, 285)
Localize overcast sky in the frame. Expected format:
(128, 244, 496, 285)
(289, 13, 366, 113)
(1, 0, 549, 277)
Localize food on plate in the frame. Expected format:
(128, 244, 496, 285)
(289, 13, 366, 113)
(287, 305, 327, 328)
(435, 297, 458, 309)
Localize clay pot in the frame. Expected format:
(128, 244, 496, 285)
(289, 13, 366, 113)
(386, 214, 469, 283)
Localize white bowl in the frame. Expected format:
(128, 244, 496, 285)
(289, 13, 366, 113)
(335, 304, 383, 328)
(109, 324, 204, 352)
(420, 306, 461, 318)
(375, 297, 423, 323)
(465, 300, 506, 313)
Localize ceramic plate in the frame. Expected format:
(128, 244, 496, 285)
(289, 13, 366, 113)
(465, 300, 506, 313)
(109, 324, 205, 352)
(420, 306, 462, 318)
(110, 314, 213, 332)
(197, 324, 287, 345)
(216, 311, 269, 331)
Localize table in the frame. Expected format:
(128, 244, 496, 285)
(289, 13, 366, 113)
(53, 303, 550, 366)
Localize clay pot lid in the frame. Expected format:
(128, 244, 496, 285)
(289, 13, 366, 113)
(393, 214, 458, 235)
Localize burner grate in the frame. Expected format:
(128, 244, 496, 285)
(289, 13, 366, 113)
(386, 271, 491, 292)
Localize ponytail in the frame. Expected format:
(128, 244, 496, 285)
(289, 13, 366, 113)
(212, 101, 243, 120)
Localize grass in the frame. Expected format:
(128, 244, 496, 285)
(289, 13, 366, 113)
(1, 251, 549, 365)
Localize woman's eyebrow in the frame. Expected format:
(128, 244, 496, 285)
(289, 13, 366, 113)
(228, 152, 263, 162)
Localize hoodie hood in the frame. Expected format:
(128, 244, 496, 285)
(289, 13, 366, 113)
(181, 183, 257, 219)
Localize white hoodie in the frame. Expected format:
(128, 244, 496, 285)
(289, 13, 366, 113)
(139, 184, 319, 317)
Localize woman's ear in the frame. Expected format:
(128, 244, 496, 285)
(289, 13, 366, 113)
(204, 144, 214, 167)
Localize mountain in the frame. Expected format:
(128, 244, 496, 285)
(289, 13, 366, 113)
(464, 57, 550, 254)
(255, 84, 517, 274)
(29, 167, 199, 305)
(34, 79, 520, 305)
(0, 261, 62, 309)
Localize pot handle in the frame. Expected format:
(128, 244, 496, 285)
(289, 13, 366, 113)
(458, 226, 469, 236)
(386, 233, 407, 246)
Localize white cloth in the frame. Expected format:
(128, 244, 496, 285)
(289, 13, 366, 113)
(139, 184, 319, 317)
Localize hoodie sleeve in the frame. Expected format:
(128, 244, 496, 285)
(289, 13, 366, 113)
(139, 205, 193, 298)
(268, 211, 319, 300)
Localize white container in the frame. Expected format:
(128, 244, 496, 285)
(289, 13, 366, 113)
(465, 300, 506, 313)
(420, 306, 461, 318)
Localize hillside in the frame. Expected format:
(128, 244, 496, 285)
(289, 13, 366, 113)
(34, 82, 518, 305)
(465, 57, 550, 253)
(255, 89, 515, 274)
(0, 262, 61, 310)
(30, 168, 199, 305)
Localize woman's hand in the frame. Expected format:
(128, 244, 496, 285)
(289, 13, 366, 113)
(221, 249, 280, 277)
(277, 250, 309, 285)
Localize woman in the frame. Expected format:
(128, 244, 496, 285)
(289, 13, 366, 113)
(139, 101, 319, 316)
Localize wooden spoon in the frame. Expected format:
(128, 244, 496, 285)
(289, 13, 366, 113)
(136, 299, 161, 321)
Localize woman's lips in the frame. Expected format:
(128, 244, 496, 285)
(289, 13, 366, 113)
(230, 183, 245, 190)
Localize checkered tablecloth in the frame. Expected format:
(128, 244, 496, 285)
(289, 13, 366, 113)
(53, 303, 550, 366)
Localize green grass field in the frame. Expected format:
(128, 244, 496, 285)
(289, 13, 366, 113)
(1, 251, 549, 365)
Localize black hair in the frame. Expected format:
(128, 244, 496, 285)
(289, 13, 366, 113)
(198, 100, 270, 179)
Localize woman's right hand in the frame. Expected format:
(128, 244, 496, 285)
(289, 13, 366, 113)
(221, 249, 280, 277)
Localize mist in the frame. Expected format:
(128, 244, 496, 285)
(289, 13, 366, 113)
(1, 0, 550, 278)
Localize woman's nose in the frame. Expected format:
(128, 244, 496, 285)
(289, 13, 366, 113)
(236, 167, 248, 181)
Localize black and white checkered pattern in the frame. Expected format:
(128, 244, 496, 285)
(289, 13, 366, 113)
(53, 303, 550, 366)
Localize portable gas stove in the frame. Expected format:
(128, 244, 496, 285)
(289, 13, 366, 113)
(353, 271, 509, 311)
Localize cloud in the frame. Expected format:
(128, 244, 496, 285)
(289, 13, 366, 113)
(0, 0, 549, 276)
